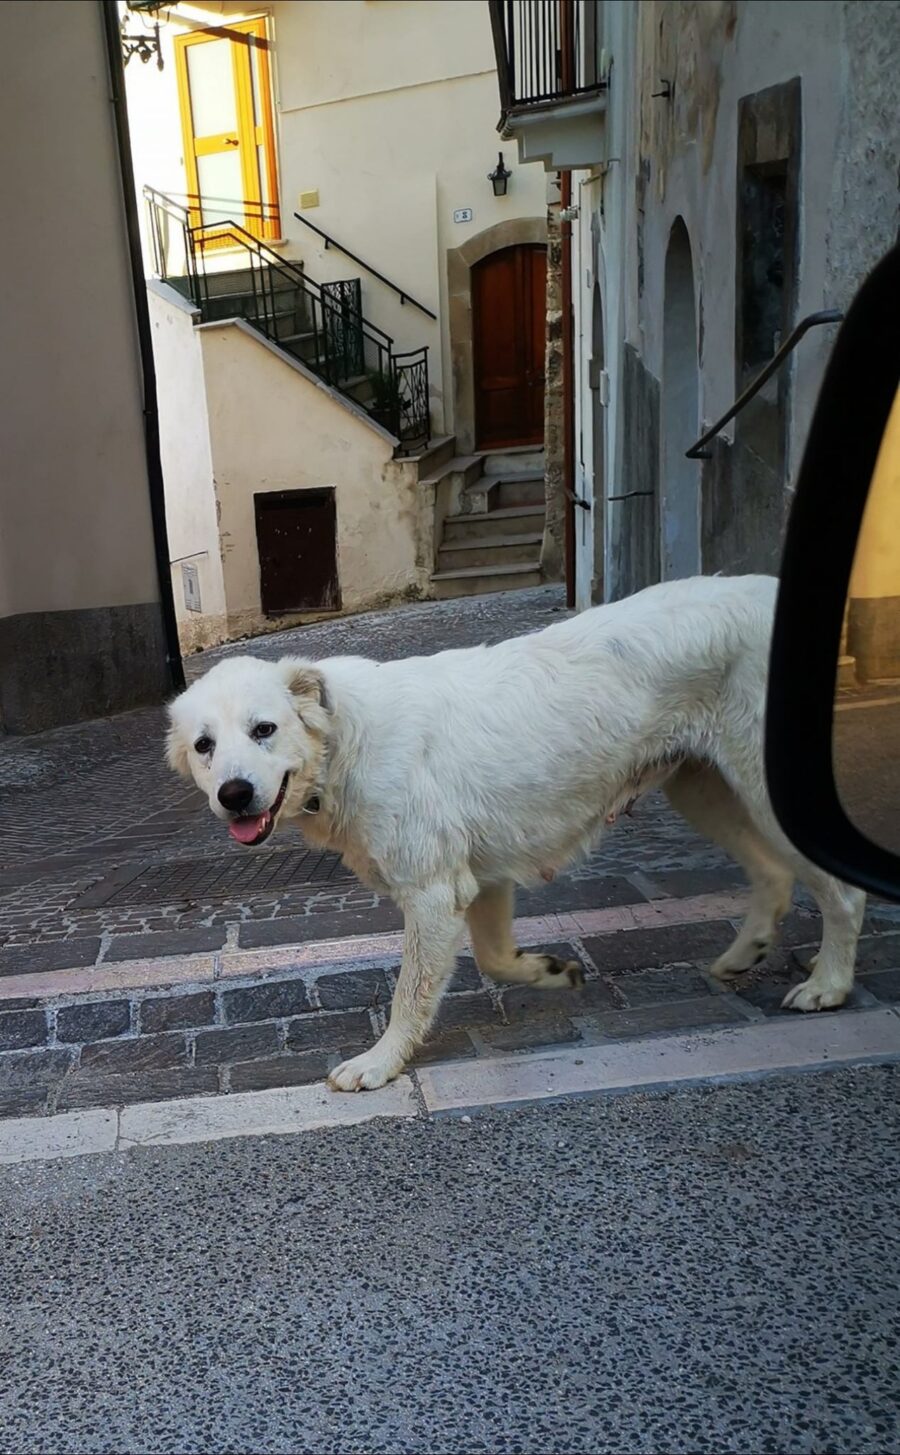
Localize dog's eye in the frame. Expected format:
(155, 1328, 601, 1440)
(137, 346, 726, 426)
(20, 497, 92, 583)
(194, 735, 214, 756)
(252, 722, 277, 741)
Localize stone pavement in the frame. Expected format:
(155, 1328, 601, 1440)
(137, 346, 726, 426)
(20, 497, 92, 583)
(2, 585, 900, 1119)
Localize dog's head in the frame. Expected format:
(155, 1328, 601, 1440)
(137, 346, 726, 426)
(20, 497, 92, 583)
(166, 656, 330, 847)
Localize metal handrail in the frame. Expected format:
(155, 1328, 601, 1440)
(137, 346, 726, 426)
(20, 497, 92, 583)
(686, 310, 844, 460)
(294, 212, 437, 321)
(144, 186, 430, 449)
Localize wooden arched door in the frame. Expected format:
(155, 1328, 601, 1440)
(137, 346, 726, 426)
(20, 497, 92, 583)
(472, 243, 546, 450)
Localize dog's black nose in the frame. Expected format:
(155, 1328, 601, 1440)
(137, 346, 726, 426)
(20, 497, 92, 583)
(218, 778, 255, 812)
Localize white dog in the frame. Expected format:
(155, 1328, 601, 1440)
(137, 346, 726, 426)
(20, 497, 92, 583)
(166, 575, 866, 1091)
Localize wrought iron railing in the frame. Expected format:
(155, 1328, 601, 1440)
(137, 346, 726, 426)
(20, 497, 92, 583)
(150, 188, 281, 236)
(294, 212, 437, 321)
(489, 0, 605, 117)
(144, 187, 430, 451)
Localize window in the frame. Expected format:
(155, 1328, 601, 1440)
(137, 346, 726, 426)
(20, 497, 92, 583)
(174, 18, 280, 245)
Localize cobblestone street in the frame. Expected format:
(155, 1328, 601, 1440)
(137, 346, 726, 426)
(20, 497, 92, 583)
(1, 586, 899, 1119)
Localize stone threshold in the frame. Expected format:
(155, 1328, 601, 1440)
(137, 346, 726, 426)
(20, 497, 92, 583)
(0, 890, 754, 1003)
(2, 1008, 899, 1165)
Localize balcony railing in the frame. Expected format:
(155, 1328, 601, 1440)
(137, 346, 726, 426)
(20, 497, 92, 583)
(144, 187, 430, 452)
(489, 0, 605, 118)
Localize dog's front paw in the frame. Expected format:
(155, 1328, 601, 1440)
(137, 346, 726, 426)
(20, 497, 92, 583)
(781, 976, 849, 1012)
(327, 1046, 404, 1093)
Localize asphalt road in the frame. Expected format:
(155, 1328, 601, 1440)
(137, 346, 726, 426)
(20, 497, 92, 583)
(2, 1065, 899, 1455)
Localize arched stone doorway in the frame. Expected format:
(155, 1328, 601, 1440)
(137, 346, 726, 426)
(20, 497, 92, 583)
(660, 217, 700, 579)
(446, 217, 547, 455)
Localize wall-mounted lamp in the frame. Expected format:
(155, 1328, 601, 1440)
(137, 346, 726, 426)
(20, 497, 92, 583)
(488, 152, 512, 197)
(121, 9, 163, 69)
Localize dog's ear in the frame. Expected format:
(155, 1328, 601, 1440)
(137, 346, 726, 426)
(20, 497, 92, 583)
(279, 659, 330, 729)
(165, 715, 192, 779)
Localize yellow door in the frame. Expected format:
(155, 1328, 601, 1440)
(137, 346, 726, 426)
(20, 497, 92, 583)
(174, 18, 280, 245)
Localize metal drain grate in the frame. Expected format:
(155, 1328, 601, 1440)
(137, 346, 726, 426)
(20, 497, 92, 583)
(73, 847, 353, 909)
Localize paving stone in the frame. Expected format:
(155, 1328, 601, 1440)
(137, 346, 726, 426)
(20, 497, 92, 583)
(610, 965, 713, 1007)
(239, 904, 402, 948)
(139, 991, 216, 1034)
(228, 1052, 332, 1092)
(193, 1023, 279, 1066)
(433, 993, 500, 1031)
(734, 971, 803, 1015)
(0, 1049, 72, 1114)
(0, 938, 100, 978)
(80, 1033, 187, 1074)
(315, 968, 391, 1011)
(223, 978, 311, 1024)
(581, 921, 737, 974)
(57, 1067, 219, 1111)
(645, 867, 745, 898)
(56, 1000, 131, 1044)
(575, 996, 748, 1040)
(285, 1010, 374, 1055)
(105, 928, 226, 962)
(0, 1087, 50, 1118)
(0, 1009, 48, 1052)
(448, 957, 486, 992)
(517, 875, 647, 916)
(738, 976, 875, 1017)
(860, 968, 900, 1004)
(501, 976, 622, 1021)
(855, 934, 900, 974)
(410, 1031, 478, 1067)
(777, 912, 821, 948)
(478, 1015, 582, 1053)
(860, 901, 900, 932)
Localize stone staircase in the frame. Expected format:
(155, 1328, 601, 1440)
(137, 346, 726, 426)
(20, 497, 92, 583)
(419, 446, 545, 598)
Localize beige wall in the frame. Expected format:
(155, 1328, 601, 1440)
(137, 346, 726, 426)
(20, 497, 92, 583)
(1, 0, 161, 619)
(147, 284, 228, 651)
(199, 322, 424, 635)
(123, 0, 548, 436)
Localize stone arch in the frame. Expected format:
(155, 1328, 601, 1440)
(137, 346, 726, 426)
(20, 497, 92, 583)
(446, 216, 547, 454)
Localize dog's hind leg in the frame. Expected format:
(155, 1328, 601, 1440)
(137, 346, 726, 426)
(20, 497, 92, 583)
(777, 862, 865, 1011)
(663, 762, 795, 981)
(328, 882, 467, 1092)
(466, 881, 584, 989)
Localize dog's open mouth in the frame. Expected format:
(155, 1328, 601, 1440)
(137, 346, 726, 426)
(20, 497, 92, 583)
(228, 773, 290, 847)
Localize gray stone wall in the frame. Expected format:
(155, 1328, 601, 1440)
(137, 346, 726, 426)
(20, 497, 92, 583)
(0, 604, 170, 735)
(825, 1, 900, 313)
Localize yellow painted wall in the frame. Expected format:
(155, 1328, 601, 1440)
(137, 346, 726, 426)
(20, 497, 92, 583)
(850, 387, 900, 601)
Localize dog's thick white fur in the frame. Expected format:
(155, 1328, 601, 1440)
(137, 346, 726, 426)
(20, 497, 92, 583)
(167, 575, 866, 1091)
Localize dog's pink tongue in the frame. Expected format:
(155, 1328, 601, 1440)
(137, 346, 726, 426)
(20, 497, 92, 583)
(228, 813, 268, 845)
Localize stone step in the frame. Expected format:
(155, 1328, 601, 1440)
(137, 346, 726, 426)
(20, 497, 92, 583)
(418, 454, 484, 491)
(473, 472, 545, 510)
(407, 434, 456, 477)
(479, 445, 544, 477)
(437, 533, 544, 572)
(430, 561, 543, 599)
(443, 504, 545, 542)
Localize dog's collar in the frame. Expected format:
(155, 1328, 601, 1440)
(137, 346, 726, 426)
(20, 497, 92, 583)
(302, 794, 321, 815)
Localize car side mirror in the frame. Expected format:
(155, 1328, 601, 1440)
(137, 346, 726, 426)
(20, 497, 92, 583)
(766, 242, 900, 900)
